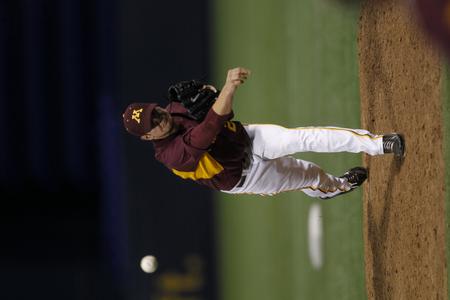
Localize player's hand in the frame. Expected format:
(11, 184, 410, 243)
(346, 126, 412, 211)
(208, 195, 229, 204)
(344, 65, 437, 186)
(225, 67, 251, 89)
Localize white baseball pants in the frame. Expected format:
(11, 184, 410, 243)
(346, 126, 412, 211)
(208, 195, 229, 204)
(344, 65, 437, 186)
(223, 125, 384, 198)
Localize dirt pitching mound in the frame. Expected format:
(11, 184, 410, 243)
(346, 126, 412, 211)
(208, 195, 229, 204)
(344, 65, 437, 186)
(358, 0, 447, 299)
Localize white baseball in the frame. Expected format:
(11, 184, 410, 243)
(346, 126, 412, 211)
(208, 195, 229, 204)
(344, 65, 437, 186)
(140, 255, 158, 273)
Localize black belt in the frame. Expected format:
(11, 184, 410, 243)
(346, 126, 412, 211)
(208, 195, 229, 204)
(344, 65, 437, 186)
(236, 147, 251, 188)
(236, 175, 247, 188)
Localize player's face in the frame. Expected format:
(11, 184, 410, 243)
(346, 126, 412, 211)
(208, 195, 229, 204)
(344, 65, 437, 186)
(141, 107, 174, 141)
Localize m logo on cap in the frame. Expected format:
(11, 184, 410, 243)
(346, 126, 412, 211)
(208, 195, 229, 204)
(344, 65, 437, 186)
(132, 108, 143, 124)
(123, 103, 157, 137)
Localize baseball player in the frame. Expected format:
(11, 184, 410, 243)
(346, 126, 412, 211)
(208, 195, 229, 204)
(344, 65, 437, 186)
(123, 67, 405, 199)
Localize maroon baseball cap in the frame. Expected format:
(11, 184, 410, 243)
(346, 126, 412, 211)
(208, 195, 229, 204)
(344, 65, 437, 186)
(122, 103, 158, 136)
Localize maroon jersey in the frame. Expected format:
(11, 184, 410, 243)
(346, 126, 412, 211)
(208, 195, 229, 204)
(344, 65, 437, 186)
(152, 102, 250, 191)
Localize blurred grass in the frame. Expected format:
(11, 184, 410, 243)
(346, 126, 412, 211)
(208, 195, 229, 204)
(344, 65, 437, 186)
(212, 1, 366, 299)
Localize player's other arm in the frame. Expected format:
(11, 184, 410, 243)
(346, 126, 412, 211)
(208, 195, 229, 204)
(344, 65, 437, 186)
(184, 67, 251, 150)
(212, 67, 251, 116)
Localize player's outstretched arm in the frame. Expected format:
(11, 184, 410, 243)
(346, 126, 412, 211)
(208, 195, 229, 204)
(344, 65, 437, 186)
(212, 67, 251, 116)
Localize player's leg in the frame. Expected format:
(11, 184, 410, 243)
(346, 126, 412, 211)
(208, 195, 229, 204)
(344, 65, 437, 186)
(244, 124, 384, 159)
(223, 155, 356, 198)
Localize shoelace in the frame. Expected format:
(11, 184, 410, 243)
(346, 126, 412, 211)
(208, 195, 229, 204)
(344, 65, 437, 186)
(383, 137, 396, 152)
(344, 173, 358, 185)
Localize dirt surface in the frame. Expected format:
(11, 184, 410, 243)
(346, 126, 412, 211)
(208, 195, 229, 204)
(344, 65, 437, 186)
(358, 0, 447, 299)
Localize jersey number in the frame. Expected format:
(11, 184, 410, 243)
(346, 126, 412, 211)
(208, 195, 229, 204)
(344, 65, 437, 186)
(224, 121, 236, 132)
